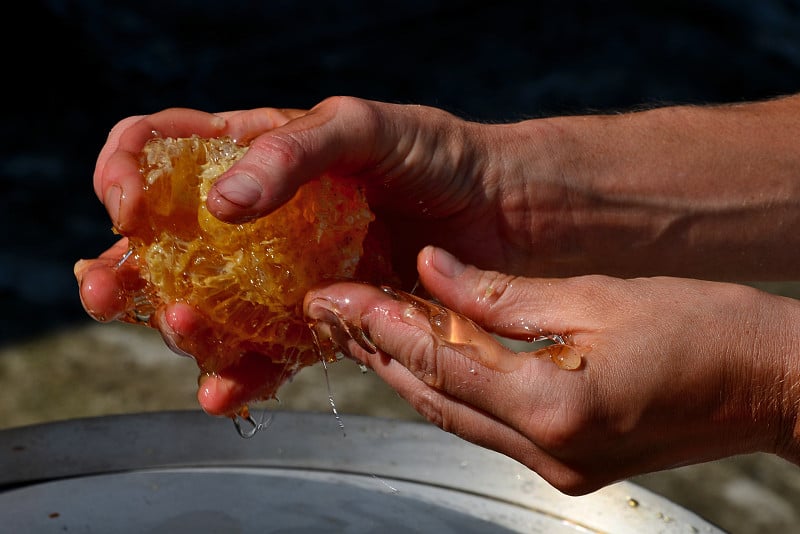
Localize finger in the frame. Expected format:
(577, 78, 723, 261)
(207, 96, 395, 223)
(155, 301, 211, 359)
(75, 238, 143, 322)
(74, 237, 131, 282)
(303, 281, 568, 435)
(305, 281, 520, 379)
(95, 108, 306, 192)
(303, 281, 593, 493)
(75, 260, 128, 323)
(218, 107, 308, 142)
(195, 353, 297, 417)
(94, 109, 228, 200)
(364, 350, 547, 460)
(154, 302, 300, 417)
(97, 152, 148, 233)
(303, 281, 540, 443)
(94, 108, 304, 232)
(93, 115, 144, 200)
(416, 245, 600, 343)
(366, 354, 596, 494)
(93, 109, 229, 233)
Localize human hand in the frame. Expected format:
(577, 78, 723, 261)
(90, 98, 533, 284)
(304, 245, 800, 495)
(85, 95, 800, 319)
(81, 106, 306, 323)
(77, 98, 520, 414)
(73, 237, 296, 415)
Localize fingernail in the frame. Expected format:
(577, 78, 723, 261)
(73, 259, 88, 280)
(209, 116, 227, 130)
(157, 309, 192, 358)
(104, 184, 122, 229)
(431, 246, 465, 278)
(214, 174, 263, 208)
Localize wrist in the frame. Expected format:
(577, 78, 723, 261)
(773, 296, 800, 465)
(736, 289, 800, 464)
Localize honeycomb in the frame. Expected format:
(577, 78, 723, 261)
(115, 135, 393, 411)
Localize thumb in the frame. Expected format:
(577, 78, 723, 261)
(207, 97, 391, 223)
(417, 246, 583, 344)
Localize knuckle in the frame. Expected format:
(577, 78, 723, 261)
(410, 388, 445, 428)
(470, 270, 526, 319)
(315, 95, 379, 126)
(404, 335, 444, 389)
(560, 274, 622, 310)
(408, 390, 464, 442)
(248, 129, 307, 169)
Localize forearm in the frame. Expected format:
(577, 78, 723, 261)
(498, 94, 800, 280)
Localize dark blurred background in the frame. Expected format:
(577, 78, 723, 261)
(2, 0, 800, 344)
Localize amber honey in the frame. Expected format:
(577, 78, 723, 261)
(116, 135, 393, 404)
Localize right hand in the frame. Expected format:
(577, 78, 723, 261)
(304, 246, 800, 494)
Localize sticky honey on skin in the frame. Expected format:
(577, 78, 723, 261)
(113, 135, 394, 417)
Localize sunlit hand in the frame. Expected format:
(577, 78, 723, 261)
(304, 245, 800, 495)
(76, 99, 520, 414)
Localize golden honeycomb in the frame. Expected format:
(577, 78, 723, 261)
(115, 135, 393, 409)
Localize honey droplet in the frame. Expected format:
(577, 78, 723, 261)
(383, 287, 523, 373)
(533, 343, 583, 370)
